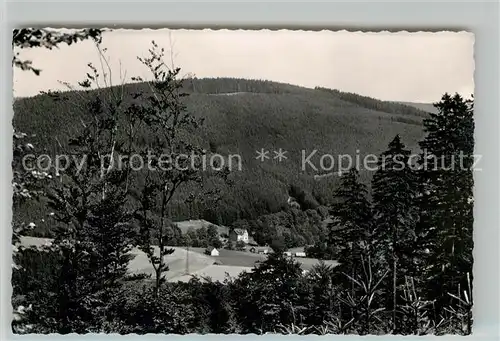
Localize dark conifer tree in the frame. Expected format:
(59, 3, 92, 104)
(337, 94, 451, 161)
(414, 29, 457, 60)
(416, 93, 474, 307)
(372, 134, 419, 332)
(328, 168, 373, 274)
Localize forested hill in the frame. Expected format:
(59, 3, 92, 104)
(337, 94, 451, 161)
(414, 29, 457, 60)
(13, 77, 431, 230)
(397, 101, 439, 114)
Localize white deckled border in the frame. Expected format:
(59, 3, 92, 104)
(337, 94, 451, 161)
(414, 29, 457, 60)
(1, 1, 498, 340)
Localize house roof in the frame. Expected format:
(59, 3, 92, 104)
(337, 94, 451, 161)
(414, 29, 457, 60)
(250, 246, 270, 252)
(232, 228, 247, 235)
(247, 236, 257, 246)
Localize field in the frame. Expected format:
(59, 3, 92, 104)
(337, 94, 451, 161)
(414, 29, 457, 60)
(189, 247, 338, 271)
(19, 236, 215, 281)
(190, 247, 266, 267)
(19, 236, 337, 282)
(174, 219, 229, 236)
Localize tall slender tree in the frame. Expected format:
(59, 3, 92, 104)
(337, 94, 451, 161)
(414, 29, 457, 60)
(372, 134, 419, 332)
(130, 41, 210, 296)
(328, 168, 374, 276)
(416, 93, 474, 307)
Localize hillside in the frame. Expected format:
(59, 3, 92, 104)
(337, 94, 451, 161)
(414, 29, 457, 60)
(174, 219, 229, 236)
(13, 78, 430, 233)
(398, 101, 438, 114)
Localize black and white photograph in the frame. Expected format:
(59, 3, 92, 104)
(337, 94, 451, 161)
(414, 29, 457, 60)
(11, 28, 475, 335)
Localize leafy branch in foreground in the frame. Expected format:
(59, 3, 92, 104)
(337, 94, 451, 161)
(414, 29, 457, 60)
(12, 28, 103, 75)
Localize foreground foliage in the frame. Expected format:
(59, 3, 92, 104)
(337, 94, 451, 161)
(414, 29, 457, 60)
(12, 249, 472, 335)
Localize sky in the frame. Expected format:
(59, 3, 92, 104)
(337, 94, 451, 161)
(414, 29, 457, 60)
(12, 29, 475, 103)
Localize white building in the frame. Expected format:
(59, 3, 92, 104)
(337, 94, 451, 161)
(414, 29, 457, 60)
(229, 228, 249, 244)
(287, 196, 301, 209)
(250, 246, 271, 254)
(205, 247, 220, 257)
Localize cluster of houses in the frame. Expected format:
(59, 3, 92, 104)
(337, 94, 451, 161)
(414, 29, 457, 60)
(206, 245, 307, 258)
(285, 251, 307, 258)
(177, 219, 308, 258)
(228, 227, 307, 257)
